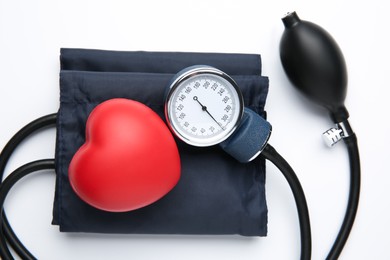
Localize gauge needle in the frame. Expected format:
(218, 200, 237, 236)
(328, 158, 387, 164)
(193, 96, 225, 130)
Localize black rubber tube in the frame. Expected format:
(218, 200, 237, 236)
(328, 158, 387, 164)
(0, 114, 57, 259)
(261, 144, 312, 260)
(0, 159, 55, 260)
(326, 134, 360, 260)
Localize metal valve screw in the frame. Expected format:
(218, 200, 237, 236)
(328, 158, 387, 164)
(322, 127, 343, 147)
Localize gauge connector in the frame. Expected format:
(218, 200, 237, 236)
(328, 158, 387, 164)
(220, 108, 272, 163)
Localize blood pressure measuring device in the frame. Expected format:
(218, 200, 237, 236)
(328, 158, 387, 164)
(165, 65, 271, 163)
(0, 12, 361, 260)
(166, 66, 244, 147)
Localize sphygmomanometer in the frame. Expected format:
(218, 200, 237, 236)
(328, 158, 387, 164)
(0, 12, 360, 260)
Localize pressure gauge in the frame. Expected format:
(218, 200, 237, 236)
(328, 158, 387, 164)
(165, 65, 272, 163)
(165, 66, 244, 147)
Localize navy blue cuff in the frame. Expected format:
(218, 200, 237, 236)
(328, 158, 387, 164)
(53, 49, 269, 237)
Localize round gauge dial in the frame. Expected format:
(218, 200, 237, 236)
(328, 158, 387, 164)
(165, 66, 244, 147)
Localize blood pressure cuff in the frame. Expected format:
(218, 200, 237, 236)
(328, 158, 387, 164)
(53, 48, 269, 236)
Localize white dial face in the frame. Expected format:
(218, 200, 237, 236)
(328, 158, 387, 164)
(166, 71, 243, 146)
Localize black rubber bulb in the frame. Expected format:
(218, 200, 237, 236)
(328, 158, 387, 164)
(280, 11, 349, 123)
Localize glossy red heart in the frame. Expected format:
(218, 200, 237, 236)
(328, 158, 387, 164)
(68, 98, 181, 212)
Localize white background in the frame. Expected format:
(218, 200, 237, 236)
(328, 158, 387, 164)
(0, 0, 388, 259)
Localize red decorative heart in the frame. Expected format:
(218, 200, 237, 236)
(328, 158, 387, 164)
(68, 98, 181, 212)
